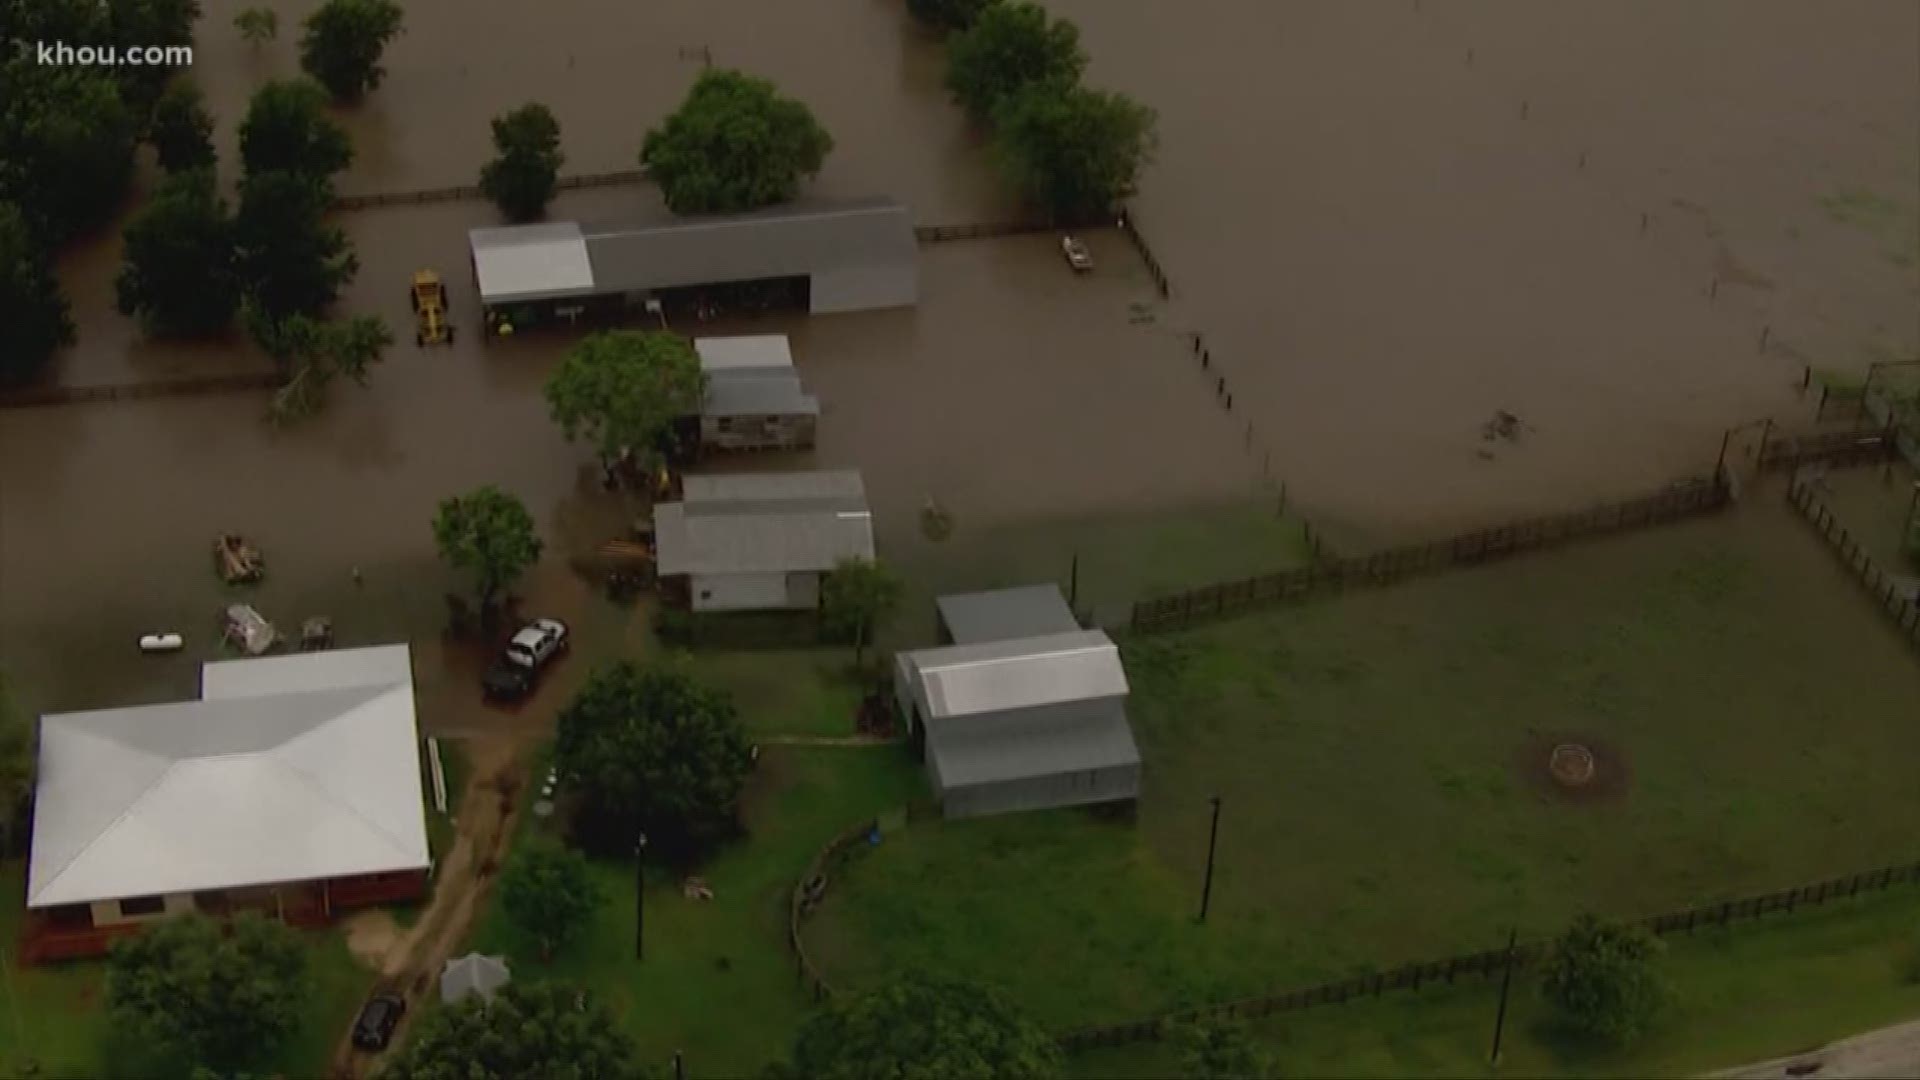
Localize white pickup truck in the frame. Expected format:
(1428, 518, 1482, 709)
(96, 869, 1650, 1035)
(482, 618, 570, 701)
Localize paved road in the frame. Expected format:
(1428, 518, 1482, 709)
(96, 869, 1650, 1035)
(1717, 1017, 1920, 1079)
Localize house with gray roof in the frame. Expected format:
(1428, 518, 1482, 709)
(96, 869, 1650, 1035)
(694, 335, 818, 454)
(894, 585, 1141, 819)
(652, 470, 874, 612)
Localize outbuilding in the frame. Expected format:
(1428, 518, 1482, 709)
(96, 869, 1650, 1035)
(652, 470, 874, 613)
(694, 335, 819, 454)
(894, 585, 1142, 820)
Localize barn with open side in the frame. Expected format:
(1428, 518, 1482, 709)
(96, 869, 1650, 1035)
(894, 585, 1142, 819)
(651, 470, 874, 613)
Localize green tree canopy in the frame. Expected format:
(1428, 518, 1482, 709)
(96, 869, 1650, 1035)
(500, 841, 604, 961)
(431, 485, 543, 608)
(249, 310, 391, 423)
(907, 0, 999, 34)
(640, 68, 833, 213)
(994, 83, 1155, 222)
(117, 169, 240, 337)
(555, 659, 754, 862)
(480, 102, 565, 223)
(236, 168, 357, 321)
(300, 0, 405, 102)
(1542, 914, 1670, 1046)
(1170, 1020, 1277, 1080)
(820, 557, 904, 664)
(944, 1, 1085, 124)
(0, 61, 137, 241)
(544, 330, 704, 467)
(234, 6, 278, 45)
(790, 972, 1062, 1079)
(0, 201, 75, 383)
(238, 79, 353, 180)
(378, 983, 652, 1080)
(104, 0, 201, 116)
(149, 78, 218, 174)
(106, 912, 306, 1072)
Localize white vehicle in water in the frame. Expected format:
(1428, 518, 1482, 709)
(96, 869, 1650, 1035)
(1061, 234, 1093, 272)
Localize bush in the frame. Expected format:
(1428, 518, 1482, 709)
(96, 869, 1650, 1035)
(640, 69, 832, 213)
(943, 1, 1085, 124)
(993, 82, 1156, 222)
(1542, 915, 1670, 1046)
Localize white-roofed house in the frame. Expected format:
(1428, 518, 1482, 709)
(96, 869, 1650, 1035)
(652, 470, 874, 613)
(20, 645, 432, 963)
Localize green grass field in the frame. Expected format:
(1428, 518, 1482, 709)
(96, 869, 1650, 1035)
(806, 506, 1920, 1039)
(0, 862, 374, 1079)
(461, 745, 924, 1075)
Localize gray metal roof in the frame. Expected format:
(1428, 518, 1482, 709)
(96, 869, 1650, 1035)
(937, 585, 1080, 646)
(926, 698, 1140, 789)
(704, 372, 819, 419)
(654, 470, 873, 575)
(902, 630, 1129, 722)
(582, 199, 914, 295)
(696, 334, 794, 372)
(440, 953, 512, 1004)
(468, 222, 595, 306)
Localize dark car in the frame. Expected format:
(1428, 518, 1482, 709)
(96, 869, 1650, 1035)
(481, 657, 535, 701)
(352, 992, 406, 1051)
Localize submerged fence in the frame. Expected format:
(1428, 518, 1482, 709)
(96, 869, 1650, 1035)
(331, 168, 652, 211)
(1785, 473, 1920, 654)
(0, 370, 281, 410)
(1058, 857, 1920, 1051)
(1129, 474, 1730, 633)
(1758, 425, 1900, 473)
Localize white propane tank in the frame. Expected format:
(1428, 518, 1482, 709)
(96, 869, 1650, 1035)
(139, 632, 184, 653)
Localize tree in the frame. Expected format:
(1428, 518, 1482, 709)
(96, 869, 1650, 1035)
(640, 68, 833, 213)
(500, 842, 603, 961)
(238, 79, 353, 180)
(0, 673, 31, 857)
(820, 557, 904, 665)
(431, 485, 543, 611)
(480, 103, 564, 222)
(0, 201, 75, 383)
(0, 62, 137, 241)
(789, 972, 1062, 1079)
(554, 660, 754, 862)
(106, 912, 306, 1071)
(117, 170, 240, 337)
(234, 6, 278, 45)
(248, 311, 390, 423)
(1169, 1020, 1277, 1080)
(994, 83, 1155, 222)
(907, 0, 999, 34)
(299, 0, 405, 102)
(1542, 914, 1670, 1046)
(544, 331, 704, 469)
(236, 169, 357, 321)
(943, 1, 1085, 124)
(379, 983, 650, 1080)
(103, 0, 201, 116)
(149, 78, 218, 173)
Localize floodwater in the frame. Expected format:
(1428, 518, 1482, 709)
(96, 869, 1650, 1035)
(5, 0, 1917, 704)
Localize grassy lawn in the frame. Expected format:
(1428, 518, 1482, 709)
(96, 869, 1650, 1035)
(807, 505, 1920, 1032)
(462, 744, 925, 1075)
(682, 647, 874, 738)
(1, 862, 374, 1079)
(1067, 885, 1920, 1078)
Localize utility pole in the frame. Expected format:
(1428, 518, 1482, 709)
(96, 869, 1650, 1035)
(1905, 480, 1920, 541)
(673, 1050, 685, 1080)
(1069, 552, 1080, 612)
(1489, 928, 1518, 1065)
(634, 831, 648, 961)
(1198, 795, 1222, 923)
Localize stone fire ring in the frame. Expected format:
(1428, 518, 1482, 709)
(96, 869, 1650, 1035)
(1548, 743, 1596, 787)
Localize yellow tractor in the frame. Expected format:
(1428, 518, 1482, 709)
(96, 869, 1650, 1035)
(410, 270, 454, 347)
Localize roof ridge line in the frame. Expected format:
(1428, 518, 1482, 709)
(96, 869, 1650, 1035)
(269, 754, 423, 867)
(31, 756, 181, 906)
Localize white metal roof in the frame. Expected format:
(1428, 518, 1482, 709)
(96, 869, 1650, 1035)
(926, 699, 1140, 788)
(696, 335, 794, 372)
(469, 222, 595, 306)
(680, 470, 865, 504)
(441, 952, 512, 1004)
(903, 630, 1129, 722)
(28, 645, 429, 909)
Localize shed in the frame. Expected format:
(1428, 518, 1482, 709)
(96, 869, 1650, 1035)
(696, 335, 819, 453)
(440, 952, 511, 1005)
(653, 470, 874, 612)
(937, 584, 1082, 645)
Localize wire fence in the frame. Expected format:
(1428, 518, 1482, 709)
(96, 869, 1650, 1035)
(1756, 425, 1901, 473)
(331, 168, 653, 212)
(0, 370, 282, 410)
(1785, 472, 1920, 653)
(1057, 857, 1920, 1051)
(787, 819, 878, 1004)
(913, 219, 1056, 244)
(1128, 473, 1729, 634)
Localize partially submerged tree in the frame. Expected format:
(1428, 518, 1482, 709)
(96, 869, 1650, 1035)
(500, 841, 603, 961)
(238, 79, 353, 181)
(943, 1, 1085, 124)
(554, 660, 754, 862)
(820, 557, 904, 665)
(0, 201, 76, 383)
(1542, 914, 1670, 1046)
(907, 0, 999, 34)
(0, 673, 31, 856)
(0, 62, 138, 241)
(378, 983, 650, 1080)
(117, 169, 240, 337)
(431, 485, 543, 612)
(233, 6, 278, 46)
(299, 0, 405, 102)
(994, 83, 1155, 222)
(1169, 1020, 1277, 1080)
(247, 308, 391, 423)
(640, 68, 833, 213)
(480, 103, 564, 222)
(148, 78, 218, 174)
(235, 169, 357, 321)
(544, 330, 704, 470)
(789, 972, 1062, 1079)
(107, 912, 306, 1072)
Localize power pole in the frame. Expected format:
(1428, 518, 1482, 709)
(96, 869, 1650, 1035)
(1198, 795, 1222, 922)
(634, 832, 648, 961)
(1489, 928, 1518, 1065)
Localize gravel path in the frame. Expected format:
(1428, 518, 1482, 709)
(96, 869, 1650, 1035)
(1715, 1017, 1920, 1079)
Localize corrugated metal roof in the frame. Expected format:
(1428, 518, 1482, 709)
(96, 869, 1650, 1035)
(27, 646, 429, 908)
(440, 953, 512, 1004)
(653, 471, 873, 575)
(926, 699, 1140, 789)
(696, 334, 793, 372)
(937, 585, 1080, 646)
(582, 199, 914, 295)
(468, 222, 594, 305)
(904, 630, 1129, 721)
(681, 470, 864, 504)
(704, 373, 819, 419)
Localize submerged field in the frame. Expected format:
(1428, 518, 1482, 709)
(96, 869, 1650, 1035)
(806, 502, 1920, 1029)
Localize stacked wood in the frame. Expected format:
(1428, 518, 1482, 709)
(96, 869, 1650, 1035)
(213, 534, 264, 584)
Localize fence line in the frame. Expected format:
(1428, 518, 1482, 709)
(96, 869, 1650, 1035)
(0, 370, 282, 410)
(913, 219, 1056, 244)
(787, 819, 878, 1004)
(1785, 473, 1920, 654)
(1128, 474, 1729, 634)
(1056, 857, 1920, 1051)
(331, 168, 653, 211)
(1757, 425, 1899, 473)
